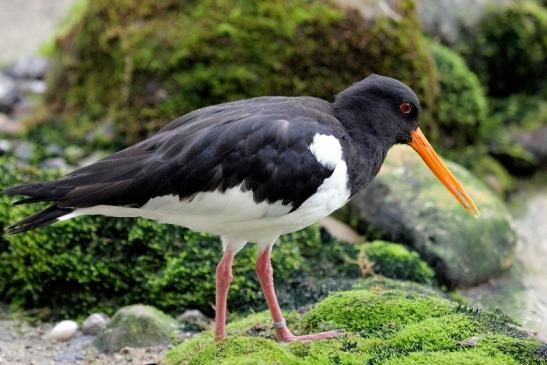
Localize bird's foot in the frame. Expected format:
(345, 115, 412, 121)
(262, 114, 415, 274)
(275, 327, 343, 342)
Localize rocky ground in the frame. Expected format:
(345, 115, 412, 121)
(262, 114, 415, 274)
(0, 318, 168, 365)
(0, 304, 206, 365)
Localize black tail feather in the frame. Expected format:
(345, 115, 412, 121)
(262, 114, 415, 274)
(5, 205, 73, 235)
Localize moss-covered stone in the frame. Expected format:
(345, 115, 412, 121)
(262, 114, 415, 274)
(300, 289, 454, 337)
(94, 304, 179, 353)
(41, 0, 436, 147)
(459, 1, 547, 97)
(355, 241, 435, 285)
(343, 145, 517, 287)
(381, 351, 519, 365)
(429, 42, 488, 148)
(164, 278, 546, 365)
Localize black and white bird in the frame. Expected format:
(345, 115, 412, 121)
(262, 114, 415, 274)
(3, 75, 479, 342)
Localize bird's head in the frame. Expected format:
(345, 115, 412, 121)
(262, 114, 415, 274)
(334, 74, 480, 218)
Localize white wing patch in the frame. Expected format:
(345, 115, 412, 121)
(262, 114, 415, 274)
(309, 134, 343, 169)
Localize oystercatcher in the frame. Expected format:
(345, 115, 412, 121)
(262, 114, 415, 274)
(3, 74, 479, 342)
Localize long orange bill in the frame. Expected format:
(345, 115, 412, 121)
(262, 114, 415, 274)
(409, 127, 480, 218)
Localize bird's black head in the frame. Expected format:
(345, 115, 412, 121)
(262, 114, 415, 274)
(333, 74, 420, 146)
(334, 74, 480, 218)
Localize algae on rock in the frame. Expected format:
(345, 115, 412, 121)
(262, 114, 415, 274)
(343, 145, 517, 287)
(94, 304, 179, 353)
(43, 0, 436, 146)
(164, 278, 547, 365)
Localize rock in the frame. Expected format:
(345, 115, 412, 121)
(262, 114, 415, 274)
(176, 310, 213, 331)
(94, 305, 179, 354)
(82, 313, 109, 336)
(16, 80, 47, 94)
(514, 125, 547, 168)
(54, 335, 95, 362)
(6, 56, 50, 80)
(345, 145, 517, 287)
(40, 157, 71, 171)
(164, 278, 547, 365)
(45, 143, 63, 156)
(418, 0, 514, 45)
(46, 320, 78, 342)
(0, 139, 12, 155)
(460, 335, 482, 347)
(13, 141, 34, 161)
(0, 74, 18, 112)
(78, 151, 109, 168)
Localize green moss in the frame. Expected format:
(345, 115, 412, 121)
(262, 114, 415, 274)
(300, 289, 454, 337)
(165, 279, 543, 365)
(378, 314, 481, 354)
(41, 0, 436, 147)
(381, 350, 519, 365)
(459, 1, 547, 97)
(475, 334, 547, 365)
(352, 277, 445, 299)
(429, 42, 488, 148)
(165, 336, 304, 365)
(356, 241, 435, 285)
(94, 304, 179, 353)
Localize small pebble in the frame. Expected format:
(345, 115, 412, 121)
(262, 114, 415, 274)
(176, 309, 213, 331)
(82, 313, 109, 336)
(46, 320, 78, 342)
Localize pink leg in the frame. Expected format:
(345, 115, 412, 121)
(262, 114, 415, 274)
(256, 246, 342, 342)
(214, 250, 234, 341)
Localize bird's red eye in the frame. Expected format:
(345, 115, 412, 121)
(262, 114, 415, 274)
(400, 102, 413, 114)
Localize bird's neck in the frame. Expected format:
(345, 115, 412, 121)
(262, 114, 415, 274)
(334, 106, 392, 196)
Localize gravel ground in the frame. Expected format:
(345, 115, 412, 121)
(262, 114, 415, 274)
(0, 0, 74, 64)
(0, 318, 169, 365)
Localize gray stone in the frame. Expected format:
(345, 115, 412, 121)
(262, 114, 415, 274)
(460, 336, 482, 347)
(78, 151, 109, 168)
(0, 74, 18, 112)
(514, 125, 547, 168)
(94, 305, 179, 354)
(418, 0, 514, 45)
(0, 139, 12, 154)
(13, 141, 33, 161)
(55, 335, 95, 363)
(82, 313, 109, 336)
(176, 310, 213, 331)
(45, 143, 63, 156)
(345, 145, 517, 287)
(16, 80, 47, 94)
(41, 157, 71, 171)
(6, 56, 50, 80)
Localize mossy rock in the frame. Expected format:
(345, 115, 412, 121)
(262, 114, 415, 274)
(42, 0, 436, 147)
(429, 42, 488, 148)
(343, 145, 517, 287)
(164, 278, 546, 365)
(94, 304, 179, 354)
(355, 241, 435, 284)
(459, 1, 547, 97)
(0, 155, 353, 319)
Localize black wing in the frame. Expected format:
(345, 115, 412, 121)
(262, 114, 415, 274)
(4, 97, 344, 232)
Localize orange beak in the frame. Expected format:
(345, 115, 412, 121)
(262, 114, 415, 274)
(409, 127, 480, 218)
